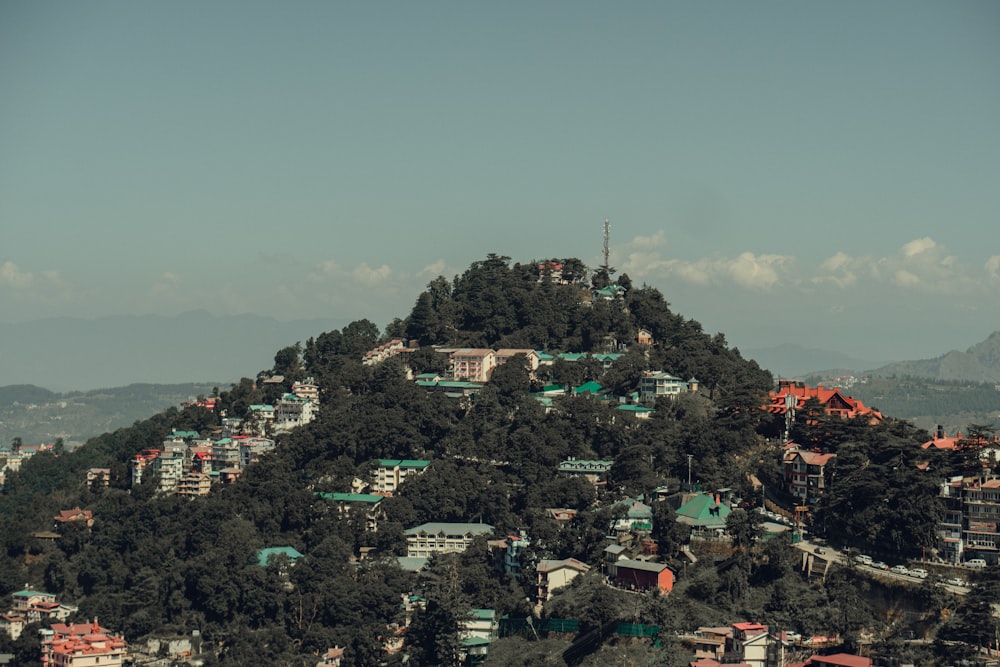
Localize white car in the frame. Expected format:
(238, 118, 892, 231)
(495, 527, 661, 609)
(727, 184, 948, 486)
(890, 565, 909, 575)
(854, 554, 873, 565)
(908, 568, 928, 579)
(964, 559, 987, 569)
(871, 561, 889, 570)
(946, 577, 965, 587)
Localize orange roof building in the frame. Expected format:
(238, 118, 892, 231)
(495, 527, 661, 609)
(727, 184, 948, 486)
(44, 620, 127, 667)
(767, 380, 882, 424)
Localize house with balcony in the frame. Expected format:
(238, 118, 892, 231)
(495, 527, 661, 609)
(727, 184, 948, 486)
(536, 558, 590, 604)
(86, 468, 110, 489)
(404, 522, 494, 558)
(448, 349, 496, 382)
(292, 378, 320, 402)
(372, 459, 431, 496)
(176, 473, 212, 497)
(639, 371, 688, 403)
(493, 349, 541, 374)
(558, 458, 613, 485)
(783, 447, 836, 503)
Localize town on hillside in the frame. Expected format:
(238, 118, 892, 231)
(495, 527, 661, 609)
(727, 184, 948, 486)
(1, 256, 998, 667)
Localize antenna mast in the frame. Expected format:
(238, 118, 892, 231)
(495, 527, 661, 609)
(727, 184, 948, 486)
(602, 218, 610, 271)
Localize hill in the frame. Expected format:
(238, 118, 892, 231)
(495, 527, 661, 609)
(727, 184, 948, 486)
(869, 330, 1000, 383)
(0, 382, 220, 449)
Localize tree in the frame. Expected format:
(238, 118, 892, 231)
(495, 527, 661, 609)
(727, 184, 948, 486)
(725, 508, 763, 553)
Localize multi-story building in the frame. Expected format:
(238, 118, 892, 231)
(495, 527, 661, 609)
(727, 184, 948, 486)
(130, 449, 161, 487)
(639, 371, 688, 403)
(372, 459, 430, 495)
(319, 493, 385, 533)
(239, 437, 275, 467)
(448, 349, 496, 382)
(536, 558, 590, 603)
(274, 393, 317, 432)
(783, 448, 836, 503)
(292, 378, 320, 402)
(153, 446, 186, 494)
(176, 473, 212, 497)
(86, 468, 110, 489)
(43, 620, 127, 667)
(404, 522, 494, 558)
(937, 475, 1000, 565)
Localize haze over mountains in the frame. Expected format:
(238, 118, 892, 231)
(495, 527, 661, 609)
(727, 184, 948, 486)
(747, 331, 1000, 383)
(0, 310, 347, 392)
(2, 310, 998, 392)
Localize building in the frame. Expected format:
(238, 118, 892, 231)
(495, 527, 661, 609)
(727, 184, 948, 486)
(86, 468, 110, 489)
(939, 475, 1000, 564)
(676, 493, 731, 537)
(44, 620, 127, 667)
(557, 459, 613, 484)
(273, 393, 317, 432)
(372, 459, 431, 495)
(257, 546, 305, 567)
(319, 493, 385, 533)
(766, 380, 883, 424)
(536, 558, 590, 603)
(612, 560, 674, 595)
(639, 371, 688, 403)
(292, 378, 320, 402)
(493, 349, 541, 374)
(448, 349, 496, 382)
(730, 622, 770, 667)
(782, 448, 836, 503)
(176, 473, 212, 497)
(54, 508, 94, 528)
(404, 522, 494, 558)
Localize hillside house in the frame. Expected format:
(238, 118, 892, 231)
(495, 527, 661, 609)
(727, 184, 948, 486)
(766, 380, 883, 424)
(54, 508, 94, 528)
(372, 459, 431, 495)
(639, 371, 688, 403)
(404, 522, 494, 558)
(448, 348, 496, 382)
(86, 468, 110, 489)
(536, 558, 590, 603)
(782, 448, 836, 503)
(611, 560, 674, 595)
(43, 620, 127, 667)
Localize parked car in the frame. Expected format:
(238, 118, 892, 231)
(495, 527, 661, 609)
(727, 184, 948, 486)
(871, 561, 889, 570)
(964, 558, 987, 569)
(908, 568, 928, 579)
(946, 577, 966, 587)
(854, 554, 873, 565)
(890, 565, 909, 575)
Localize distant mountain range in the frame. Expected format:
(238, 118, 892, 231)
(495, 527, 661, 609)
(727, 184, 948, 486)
(869, 330, 1000, 384)
(742, 344, 889, 380)
(746, 331, 1000, 384)
(0, 310, 347, 392)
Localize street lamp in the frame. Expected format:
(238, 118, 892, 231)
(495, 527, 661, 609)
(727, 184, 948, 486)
(687, 454, 693, 489)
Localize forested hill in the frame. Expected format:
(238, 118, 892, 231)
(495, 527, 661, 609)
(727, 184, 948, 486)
(0, 255, 780, 665)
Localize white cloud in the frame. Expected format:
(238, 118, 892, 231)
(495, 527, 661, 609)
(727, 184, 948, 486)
(901, 237, 936, 257)
(0, 260, 34, 288)
(352, 263, 392, 287)
(986, 256, 1000, 281)
(893, 269, 920, 287)
(727, 252, 789, 289)
(419, 259, 447, 277)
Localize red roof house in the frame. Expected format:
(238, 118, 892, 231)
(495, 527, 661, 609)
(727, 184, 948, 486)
(767, 380, 882, 424)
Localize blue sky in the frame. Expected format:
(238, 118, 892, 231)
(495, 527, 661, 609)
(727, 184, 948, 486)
(2, 1, 998, 361)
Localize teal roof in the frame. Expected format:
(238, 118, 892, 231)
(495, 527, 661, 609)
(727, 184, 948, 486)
(573, 381, 603, 395)
(396, 556, 429, 572)
(171, 430, 200, 439)
(461, 637, 492, 647)
(377, 459, 431, 469)
(248, 404, 274, 412)
(617, 404, 654, 414)
(404, 522, 494, 537)
(471, 609, 496, 620)
(13, 589, 52, 597)
(318, 493, 383, 504)
(592, 353, 623, 362)
(257, 546, 304, 567)
(535, 351, 555, 361)
(558, 353, 588, 362)
(676, 494, 731, 528)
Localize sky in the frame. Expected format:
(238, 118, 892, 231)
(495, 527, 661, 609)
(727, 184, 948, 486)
(1, 1, 998, 362)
